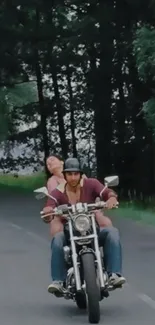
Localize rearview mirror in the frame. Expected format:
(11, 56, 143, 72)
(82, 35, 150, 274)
(34, 186, 49, 196)
(104, 175, 119, 187)
(35, 193, 46, 200)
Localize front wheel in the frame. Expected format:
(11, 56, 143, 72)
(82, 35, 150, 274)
(81, 252, 100, 324)
(75, 291, 87, 309)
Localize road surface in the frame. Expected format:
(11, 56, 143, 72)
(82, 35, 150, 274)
(0, 192, 155, 324)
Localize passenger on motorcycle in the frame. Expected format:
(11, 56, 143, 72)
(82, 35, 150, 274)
(42, 158, 126, 296)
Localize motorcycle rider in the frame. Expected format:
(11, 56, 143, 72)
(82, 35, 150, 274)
(46, 154, 113, 237)
(42, 158, 126, 296)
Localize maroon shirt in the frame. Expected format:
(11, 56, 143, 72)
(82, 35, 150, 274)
(45, 178, 117, 211)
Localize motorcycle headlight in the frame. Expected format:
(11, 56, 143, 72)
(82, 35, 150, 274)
(74, 214, 91, 232)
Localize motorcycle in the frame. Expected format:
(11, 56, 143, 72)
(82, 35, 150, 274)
(34, 175, 119, 324)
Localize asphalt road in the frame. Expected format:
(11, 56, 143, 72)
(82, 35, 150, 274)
(0, 192, 155, 325)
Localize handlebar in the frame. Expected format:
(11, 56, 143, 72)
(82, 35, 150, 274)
(40, 201, 118, 218)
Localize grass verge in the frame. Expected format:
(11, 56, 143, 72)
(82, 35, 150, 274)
(0, 172, 46, 193)
(106, 204, 155, 226)
(0, 173, 155, 225)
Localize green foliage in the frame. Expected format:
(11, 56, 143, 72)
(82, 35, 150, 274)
(133, 26, 155, 80)
(134, 24, 155, 136)
(0, 97, 9, 141)
(4, 82, 38, 108)
(142, 98, 155, 134)
(0, 82, 38, 141)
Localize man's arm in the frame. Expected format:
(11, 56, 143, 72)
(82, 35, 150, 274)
(91, 178, 118, 201)
(100, 184, 117, 201)
(45, 188, 58, 209)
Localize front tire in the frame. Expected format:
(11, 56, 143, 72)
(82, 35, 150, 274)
(75, 291, 87, 309)
(81, 252, 100, 324)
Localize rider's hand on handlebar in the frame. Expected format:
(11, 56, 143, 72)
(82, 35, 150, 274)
(95, 200, 105, 208)
(104, 197, 118, 209)
(42, 206, 53, 223)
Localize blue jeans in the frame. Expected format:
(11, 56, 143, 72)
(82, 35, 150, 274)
(51, 227, 122, 281)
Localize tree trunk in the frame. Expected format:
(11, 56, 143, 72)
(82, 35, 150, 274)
(94, 1, 114, 181)
(114, 2, 126, 180)
(35, 8, 49, 176)
(52, 69, 68, 158)
(66, 65, 77, 157)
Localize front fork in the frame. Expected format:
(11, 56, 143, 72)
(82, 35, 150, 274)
(68, 216, 106, 292)
(91, 215, 105, 289)
(68, 219, 82, 291)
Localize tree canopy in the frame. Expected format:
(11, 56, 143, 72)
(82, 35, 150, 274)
(0, 0, 155, 198)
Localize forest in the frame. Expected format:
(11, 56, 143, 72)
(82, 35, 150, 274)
(0, 0, 155, 200)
